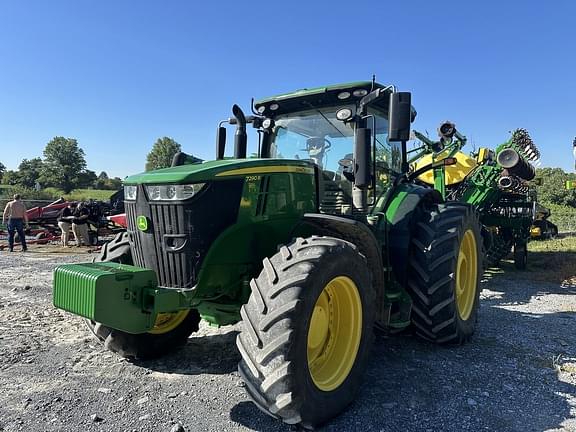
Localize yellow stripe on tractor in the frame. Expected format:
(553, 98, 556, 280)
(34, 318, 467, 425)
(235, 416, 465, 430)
(216, 166, 315, 177)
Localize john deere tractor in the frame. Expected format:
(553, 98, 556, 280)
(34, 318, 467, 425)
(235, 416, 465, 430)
(53, 81, 482, 428)
(410, 125, 540, 269)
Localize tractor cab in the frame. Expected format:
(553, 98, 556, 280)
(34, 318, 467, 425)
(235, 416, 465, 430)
(256, 82, 406, 216)
(215, 81, 416, 217)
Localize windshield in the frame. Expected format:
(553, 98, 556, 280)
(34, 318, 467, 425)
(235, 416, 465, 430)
(270, 107, 355, 172)
(268, 105, 398, 215)
(269, 106, 397, 176)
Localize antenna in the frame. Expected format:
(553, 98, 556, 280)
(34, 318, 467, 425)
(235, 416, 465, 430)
(371, 74, 376, 91)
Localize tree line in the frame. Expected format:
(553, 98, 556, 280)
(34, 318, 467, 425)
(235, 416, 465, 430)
(0, 136, 183, 194)
(3, 137, 570, 208)
(534, 167, 576, 208)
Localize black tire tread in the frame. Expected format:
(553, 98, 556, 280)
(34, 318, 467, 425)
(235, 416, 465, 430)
(407, 202, 482, 345)
(93, 231, 132, 264)
(237, 236, 375, 427)
(484, 235, 512, 268)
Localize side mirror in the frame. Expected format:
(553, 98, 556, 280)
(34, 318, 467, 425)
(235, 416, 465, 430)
(388, 92, 412, 142)
(216, 126, 226, 160)
(354, 127, 372, 188)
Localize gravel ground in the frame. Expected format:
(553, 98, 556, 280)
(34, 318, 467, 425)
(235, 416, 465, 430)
(0, 243, 575, 432)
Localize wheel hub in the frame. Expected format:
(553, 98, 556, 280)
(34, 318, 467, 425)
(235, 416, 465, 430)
(148, 310, 189, 335)
(455, 229, 478, 321)
(307, 276, 362, 392)
(308, 303, 329, 350)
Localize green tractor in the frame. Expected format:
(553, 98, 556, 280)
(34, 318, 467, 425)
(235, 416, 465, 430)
(410, 125, 540, 269)
(53, 81, 482, 428)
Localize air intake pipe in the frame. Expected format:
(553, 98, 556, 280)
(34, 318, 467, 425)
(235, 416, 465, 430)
(497, 148, 536, 181)
(171, 152, 203, 167)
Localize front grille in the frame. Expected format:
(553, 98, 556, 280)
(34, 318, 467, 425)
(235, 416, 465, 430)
(125, 203, 145, 268)
(126, 201, 194, 288)
(124, 179, 244, 289)
(150, 203, 191, 288)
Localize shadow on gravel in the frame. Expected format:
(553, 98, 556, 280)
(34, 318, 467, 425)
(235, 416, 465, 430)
(325, 314, 574, 430)
(230, 401, 287, 432)
(230, 270, 576, 431)
(135, 331, 240, 375)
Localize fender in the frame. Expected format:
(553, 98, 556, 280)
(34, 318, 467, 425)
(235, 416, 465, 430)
(384, 183, 443, 286)
(296, 213, 387, 323)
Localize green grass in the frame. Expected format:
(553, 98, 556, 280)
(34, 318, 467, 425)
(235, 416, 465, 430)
(1, 185, 116, 201)
(525, 235, 576, 284)
(528, 235, 576, 253)
(43, 187, 116, 201)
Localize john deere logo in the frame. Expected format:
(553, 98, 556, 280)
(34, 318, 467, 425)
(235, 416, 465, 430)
(136, 215, 149, 231)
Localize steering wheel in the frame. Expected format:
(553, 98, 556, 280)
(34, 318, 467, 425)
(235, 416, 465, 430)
(305, 137, 331, 153)
(338, 155, 354, 182)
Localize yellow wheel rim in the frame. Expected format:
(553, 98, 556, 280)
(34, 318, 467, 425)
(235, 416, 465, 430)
(307, 276, 362, 392)
(148, 310, 189, 335)
(456, 230, 478, 321)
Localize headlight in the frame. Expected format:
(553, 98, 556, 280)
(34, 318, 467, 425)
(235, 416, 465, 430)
(124, 185, 137, 201)
(145, 183, 206, 201)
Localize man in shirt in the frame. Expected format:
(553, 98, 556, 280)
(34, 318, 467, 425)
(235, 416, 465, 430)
(71, 202, 91, 247)
(2, 194, 29, 252)
(57, 202, 76, 247)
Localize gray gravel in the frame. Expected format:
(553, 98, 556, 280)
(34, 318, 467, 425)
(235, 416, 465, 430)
(0, 246, 575, 431)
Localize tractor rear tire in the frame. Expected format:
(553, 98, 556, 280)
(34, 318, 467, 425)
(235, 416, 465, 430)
(407, 202, 482, 344)
(237, 236, 375, 428)
(85, 231, 201, 359)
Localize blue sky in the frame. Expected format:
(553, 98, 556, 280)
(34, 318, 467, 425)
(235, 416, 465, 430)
(1, 1, 575, 178)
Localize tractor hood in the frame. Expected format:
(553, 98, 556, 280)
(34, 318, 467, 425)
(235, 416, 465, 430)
(124, 158, 316, 185)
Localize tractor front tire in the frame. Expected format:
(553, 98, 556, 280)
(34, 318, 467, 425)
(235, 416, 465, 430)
(93, 231, 132, 264)
(237, 236, 375, 428)
(86, 231, 201, 359)
(407, 202, 482, 344)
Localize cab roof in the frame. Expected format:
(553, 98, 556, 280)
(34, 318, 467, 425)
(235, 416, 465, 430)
(254, 81, 417, 120)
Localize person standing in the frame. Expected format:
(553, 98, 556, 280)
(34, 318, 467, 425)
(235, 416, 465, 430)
(2, 194, 29, 252)
(57, 202, 76, 247)
(71, 202, 90, 247)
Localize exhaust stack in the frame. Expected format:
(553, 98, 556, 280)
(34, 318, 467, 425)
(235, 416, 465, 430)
(232, 104, 247, 159)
